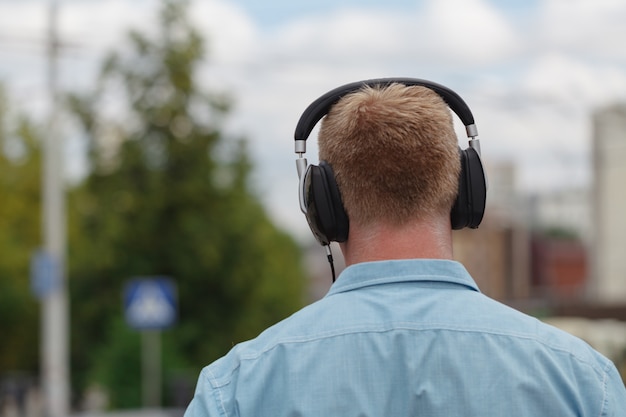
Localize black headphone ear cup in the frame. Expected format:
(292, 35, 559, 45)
(303, 162, 349, 244)
(451, 147, 487, 229)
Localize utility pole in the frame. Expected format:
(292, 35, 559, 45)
(41, 0, 70, 415)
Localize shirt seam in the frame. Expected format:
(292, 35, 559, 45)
(206, 366, 229, 416)
(208, 324, 607, 387)
(598, 360, 611, 417)
(328, 274, 479, 295)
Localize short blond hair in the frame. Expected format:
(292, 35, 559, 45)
(318, 83, 460, 226)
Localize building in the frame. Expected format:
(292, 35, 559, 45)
(452, 161, 531, 301)
(527, 188, 592, 244)
(592, 104, 626, 303)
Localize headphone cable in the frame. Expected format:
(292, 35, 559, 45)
(325, 245, 336, 282)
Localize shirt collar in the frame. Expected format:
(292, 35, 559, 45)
(327, 259, 480, 296)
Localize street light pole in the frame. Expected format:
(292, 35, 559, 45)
(41, 0, 70, 415)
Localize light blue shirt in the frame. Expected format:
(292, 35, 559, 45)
(185, 259, 626, 416)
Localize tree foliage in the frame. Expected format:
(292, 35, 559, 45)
(0, 86, 41, 374)
(66, 0, 305, 408)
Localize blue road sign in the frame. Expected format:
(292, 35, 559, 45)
(124, 278, 177, 330)
(30, 249, 61, 299)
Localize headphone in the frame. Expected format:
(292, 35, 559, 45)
(294, 77, 487, 246)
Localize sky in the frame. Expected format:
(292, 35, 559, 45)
(0, 0, 625, 242)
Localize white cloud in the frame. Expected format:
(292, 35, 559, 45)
(538, 0, 626, 61)
(271, 8, 405, 64)
(190, 0, 258, 65)
(522, 54, 626, 109)
(0, 1, 47, 37)
(248, 0, 521, 73)
(417, 0, 520, 66)
(60, 0, 159, 49)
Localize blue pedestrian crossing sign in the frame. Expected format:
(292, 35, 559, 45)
(124, 277, 177, 330)
(30, 249, 61, 299)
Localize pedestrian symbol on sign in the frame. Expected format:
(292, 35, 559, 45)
(124, 278, 177, 330)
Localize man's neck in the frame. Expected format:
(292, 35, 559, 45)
(340, 215, 454, 267)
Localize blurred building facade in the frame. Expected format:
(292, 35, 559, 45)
(592, 104, 626, 303)
(528, 188, 592, 243)
(453, 161, 531, 301)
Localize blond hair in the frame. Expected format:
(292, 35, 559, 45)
(318, 83, 461, 226)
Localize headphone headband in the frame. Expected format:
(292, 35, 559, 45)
(294, 78, 478, 144)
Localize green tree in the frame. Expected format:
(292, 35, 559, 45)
(0, 86, 41, 374)
(66, 0, 306, 408)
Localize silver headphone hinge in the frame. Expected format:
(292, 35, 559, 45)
(465, 123, 481, 156)
(295, 139, 307, 154)
(465, 123, 478, 138)
(468, 137, 481, 157)
(295, 139, 308, 179)
(296, 156, 308, 179)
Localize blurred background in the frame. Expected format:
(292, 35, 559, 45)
(0, 0, 625, 415)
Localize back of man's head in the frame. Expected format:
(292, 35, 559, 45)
(318, 84, 460, 228)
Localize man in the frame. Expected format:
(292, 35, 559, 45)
(184, 80, 626, 416)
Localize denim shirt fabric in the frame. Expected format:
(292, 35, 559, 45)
(184, 259, 626, 416)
